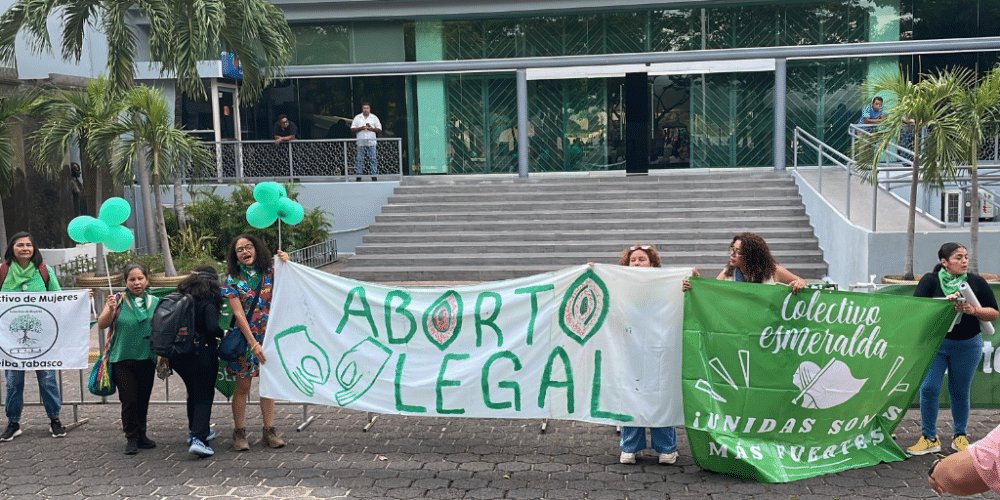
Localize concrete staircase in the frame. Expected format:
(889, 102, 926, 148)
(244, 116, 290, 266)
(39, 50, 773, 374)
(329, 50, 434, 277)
(341, 170, 828, 283)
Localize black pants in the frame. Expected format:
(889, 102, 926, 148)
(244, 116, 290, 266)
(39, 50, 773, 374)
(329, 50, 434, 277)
(170, 344, 218, 442)
(110, 358, 155, 439)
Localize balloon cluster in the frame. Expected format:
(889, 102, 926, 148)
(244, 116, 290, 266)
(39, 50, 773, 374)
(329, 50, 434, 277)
(246, 182, 305, 229)
(67, 198, 134, 252)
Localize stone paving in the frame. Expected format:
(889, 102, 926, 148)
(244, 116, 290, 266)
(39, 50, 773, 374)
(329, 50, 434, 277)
(1, 392, 999, 499)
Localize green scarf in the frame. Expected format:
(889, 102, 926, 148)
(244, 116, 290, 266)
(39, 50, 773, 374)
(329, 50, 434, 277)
(8, 261, 40, 291)
(938, 267, 968, 295)
(125, 291, 153, 323)
(239, 263, 262, 290)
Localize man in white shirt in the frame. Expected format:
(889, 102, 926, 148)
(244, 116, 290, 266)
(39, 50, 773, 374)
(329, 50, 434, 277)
(351, 103, 382, 181)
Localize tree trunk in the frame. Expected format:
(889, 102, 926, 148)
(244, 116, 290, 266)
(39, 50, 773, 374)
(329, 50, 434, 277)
(173, 164, 185, 231)
(969, 147, 980, 274)
(0, 193, 6, 255)
(151, 156, 177, 277)
(135, 149, 158, 254)
(902, 135, 920, 281)
(91, 153, 108, 278)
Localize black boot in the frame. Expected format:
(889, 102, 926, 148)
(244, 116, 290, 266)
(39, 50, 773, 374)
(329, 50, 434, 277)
(124, 438, 139, 455)
(137, 434, 156, 449)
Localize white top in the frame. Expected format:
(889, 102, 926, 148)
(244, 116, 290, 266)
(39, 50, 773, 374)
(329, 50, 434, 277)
(352, 112, 381, 146)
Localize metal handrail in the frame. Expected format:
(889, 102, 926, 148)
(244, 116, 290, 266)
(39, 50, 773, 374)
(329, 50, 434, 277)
(287, 238, 338, 268)
(194, 137, 404, 183)
(797, 124, 1000, 230)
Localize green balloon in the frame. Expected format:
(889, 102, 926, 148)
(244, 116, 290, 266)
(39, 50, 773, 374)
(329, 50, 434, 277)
(84, 219, 110, 243)
(246, 202, 278, 229)
(67, 216, 92, 243)
(104, 225, 134, 253)
(253, 182, 282, 204)
(98, 197, 131, 226)
(275, 197, 305, 225)
(276, 183, 287, 198)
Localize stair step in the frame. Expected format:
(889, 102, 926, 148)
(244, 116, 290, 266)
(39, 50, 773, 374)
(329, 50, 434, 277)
(343, 171, 828, 283)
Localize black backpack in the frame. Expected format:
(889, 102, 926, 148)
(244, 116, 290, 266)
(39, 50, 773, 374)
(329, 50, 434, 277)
(150, 292, 198, 358)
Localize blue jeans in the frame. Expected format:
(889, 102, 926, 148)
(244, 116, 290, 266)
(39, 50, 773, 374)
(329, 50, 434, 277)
(620, 426, 676, 454)
(920, 335, 982, 440)
(5, 369, 61, 422)
(355, 144, 378, 176)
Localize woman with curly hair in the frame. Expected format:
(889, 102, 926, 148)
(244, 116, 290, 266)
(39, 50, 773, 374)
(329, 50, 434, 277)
(716, 232, 806, 293)
(615, 243, 678, 465)
(224, 234, 289, 451)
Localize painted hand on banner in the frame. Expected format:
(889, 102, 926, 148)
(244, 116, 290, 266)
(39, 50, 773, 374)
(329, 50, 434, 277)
(335, 337, 393, 406)
(273, 325, 332, 397)
(791, 358, 867, 409)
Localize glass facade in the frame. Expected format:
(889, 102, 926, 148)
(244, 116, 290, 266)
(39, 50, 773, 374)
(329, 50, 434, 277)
(185, 1, 1000, 174)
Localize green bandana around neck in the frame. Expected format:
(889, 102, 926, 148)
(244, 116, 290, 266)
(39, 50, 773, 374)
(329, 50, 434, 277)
(239, 263, 262, 290)
(8, 261, 39, 291)
(125, 291, 152, 323)
(938, 267, 967, 296)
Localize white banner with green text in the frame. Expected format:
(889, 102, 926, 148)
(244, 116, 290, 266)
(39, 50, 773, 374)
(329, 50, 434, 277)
(261, 261, 687, 427)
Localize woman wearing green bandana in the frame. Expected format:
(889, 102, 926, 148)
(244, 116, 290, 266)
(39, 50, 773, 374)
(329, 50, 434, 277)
(97, 264, 159, 455)
(906, 242, 998, 457)
(0, 232, 65, 442)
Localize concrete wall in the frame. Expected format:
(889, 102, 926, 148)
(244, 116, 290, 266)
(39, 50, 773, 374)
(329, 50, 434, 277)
(794, 172, 871, 288)
(127, 181, 398, 254)
(796, 172, 1000, 286)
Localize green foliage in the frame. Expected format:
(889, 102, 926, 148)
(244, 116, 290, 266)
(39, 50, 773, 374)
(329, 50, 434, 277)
(0, 0, 294, 103)
(184, 182, 332, 261)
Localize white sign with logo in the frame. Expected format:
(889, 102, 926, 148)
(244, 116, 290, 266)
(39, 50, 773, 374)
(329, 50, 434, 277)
(0, 291, 91, 370)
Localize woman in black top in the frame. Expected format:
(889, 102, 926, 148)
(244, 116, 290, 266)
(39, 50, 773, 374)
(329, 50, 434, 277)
(170, 265, 225, 458)
(906, 243, 998, 456)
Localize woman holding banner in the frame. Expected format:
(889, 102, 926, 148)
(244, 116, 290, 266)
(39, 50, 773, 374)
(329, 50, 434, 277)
(683, 233, 805, 293)
(224, 234, 289, 451)
(907, 242, 997, 456)
(170, 265, 226, 458)
(616, 243, 679, 465)
(96, 264, 158, 455)
(0, 231, 66, 442)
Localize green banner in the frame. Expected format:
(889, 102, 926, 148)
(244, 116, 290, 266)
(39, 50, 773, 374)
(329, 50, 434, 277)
(875, 284, 1000, 409)
(683, 277, 955, 482)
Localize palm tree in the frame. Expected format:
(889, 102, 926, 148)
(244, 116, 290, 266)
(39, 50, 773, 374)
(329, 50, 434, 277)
(0, 86, 40, 254)
(0, 0, 293, 102)
(948, 65, 1000, 274)
(96, 85, 211, 276)
(32, 77, 150, 273)
(853, 70, 967, 280)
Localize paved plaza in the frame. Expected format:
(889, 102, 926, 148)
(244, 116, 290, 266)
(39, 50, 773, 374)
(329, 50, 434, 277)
(0, 395, 998, 499)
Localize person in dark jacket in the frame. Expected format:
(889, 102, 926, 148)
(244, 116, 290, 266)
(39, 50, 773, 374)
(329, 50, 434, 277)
(169, 265, 226, 458)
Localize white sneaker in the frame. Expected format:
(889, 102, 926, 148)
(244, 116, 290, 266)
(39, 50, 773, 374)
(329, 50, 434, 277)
(659, 451, 678, 464)
(620, 451, 636, 464)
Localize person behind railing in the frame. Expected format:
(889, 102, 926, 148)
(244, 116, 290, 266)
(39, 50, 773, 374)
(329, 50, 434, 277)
(351, 102, 382, 182)
(223, 234, 290, 451)
(905, 242, 998, 456)
(858, 96, 885, 126)
(615, 243, 680, 466)
(170, 265, 226, 458)
(96, 264, 158, 455)
(272, 114, 297, 145)
(0, 231, 67, 442)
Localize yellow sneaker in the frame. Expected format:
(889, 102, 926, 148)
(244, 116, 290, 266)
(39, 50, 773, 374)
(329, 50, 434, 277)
(907, 435, 941, 455)
(952, 435, 970, 452)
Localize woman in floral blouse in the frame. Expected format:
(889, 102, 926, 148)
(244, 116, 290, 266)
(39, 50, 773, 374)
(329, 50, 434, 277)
(224, 234, 288, 451)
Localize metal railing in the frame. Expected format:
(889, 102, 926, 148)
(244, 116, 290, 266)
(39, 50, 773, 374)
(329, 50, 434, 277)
(195, 137, 403, 182)
(287, 238, 338, 268)
(795, 124, 1000, 231)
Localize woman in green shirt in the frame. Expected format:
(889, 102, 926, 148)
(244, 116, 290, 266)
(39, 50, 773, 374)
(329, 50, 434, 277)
(97, 264, 158, 455)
